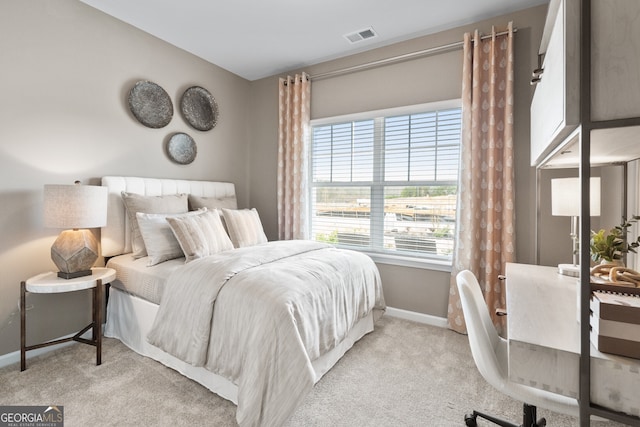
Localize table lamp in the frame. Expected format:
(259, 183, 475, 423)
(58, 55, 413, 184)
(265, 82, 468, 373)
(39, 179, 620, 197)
(44, 181, 108, 279)
(551, 177, 601, 277)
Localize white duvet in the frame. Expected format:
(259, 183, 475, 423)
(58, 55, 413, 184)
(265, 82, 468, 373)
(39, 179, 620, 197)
(147, 240, 385, 427)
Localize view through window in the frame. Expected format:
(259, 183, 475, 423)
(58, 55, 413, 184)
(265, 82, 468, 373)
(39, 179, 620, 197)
(310, 101, 462, 260)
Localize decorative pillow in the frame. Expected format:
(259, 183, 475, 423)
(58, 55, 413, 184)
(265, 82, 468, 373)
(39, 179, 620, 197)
(136, 210, 204, 266)
(121, 192, 188, 258)
(188, 194, 238, 211)
(167, 209, 234, 262)
(221, 208, 268, 248)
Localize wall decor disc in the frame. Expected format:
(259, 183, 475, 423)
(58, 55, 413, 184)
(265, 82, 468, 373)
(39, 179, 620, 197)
(180, 86, 218, 131)
(128, 81, 173, 128)
(166, 132, 197, 165)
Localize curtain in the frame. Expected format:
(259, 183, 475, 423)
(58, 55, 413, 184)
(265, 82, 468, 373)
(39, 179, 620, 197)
(448, 23, 515, 335)
(277, 73, 311, 240)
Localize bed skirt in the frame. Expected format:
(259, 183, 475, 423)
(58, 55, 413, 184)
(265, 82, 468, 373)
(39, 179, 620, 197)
(104, 286, 375, 405)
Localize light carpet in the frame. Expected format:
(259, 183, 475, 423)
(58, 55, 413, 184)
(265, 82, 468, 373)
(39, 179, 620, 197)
(0, 316, 625, 426)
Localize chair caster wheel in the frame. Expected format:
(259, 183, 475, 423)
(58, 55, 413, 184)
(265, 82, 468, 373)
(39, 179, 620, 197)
(464, 414, 477, 427)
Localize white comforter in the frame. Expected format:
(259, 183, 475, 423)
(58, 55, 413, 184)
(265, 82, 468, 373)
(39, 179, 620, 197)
(147, 240, 385, 427)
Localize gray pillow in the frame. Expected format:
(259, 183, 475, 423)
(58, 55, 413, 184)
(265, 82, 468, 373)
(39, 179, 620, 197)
(188, 194, 237, 211)
(121, 192, 188, 258)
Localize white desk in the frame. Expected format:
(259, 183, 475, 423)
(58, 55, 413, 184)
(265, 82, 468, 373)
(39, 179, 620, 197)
(506, 262, 640, 417)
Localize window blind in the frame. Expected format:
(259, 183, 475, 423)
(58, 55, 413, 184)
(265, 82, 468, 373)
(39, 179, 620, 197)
(310, 103, 462, 259)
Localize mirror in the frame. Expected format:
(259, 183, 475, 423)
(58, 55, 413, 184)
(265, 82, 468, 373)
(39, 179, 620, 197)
(537, 164, 625, 268)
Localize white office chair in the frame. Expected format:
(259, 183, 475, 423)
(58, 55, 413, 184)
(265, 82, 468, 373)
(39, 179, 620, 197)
(456, 270, 579, 427)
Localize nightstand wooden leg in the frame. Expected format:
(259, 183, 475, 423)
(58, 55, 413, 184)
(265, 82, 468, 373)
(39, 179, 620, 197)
(20, 281, 26, 371)
(96, 278, 102, 365)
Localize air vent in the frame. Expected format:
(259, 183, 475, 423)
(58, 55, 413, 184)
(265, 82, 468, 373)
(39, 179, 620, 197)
(344, 27, 377, 44)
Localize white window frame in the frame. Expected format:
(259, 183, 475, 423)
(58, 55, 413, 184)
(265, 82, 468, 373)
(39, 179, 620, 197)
(309, 99, 461, 271)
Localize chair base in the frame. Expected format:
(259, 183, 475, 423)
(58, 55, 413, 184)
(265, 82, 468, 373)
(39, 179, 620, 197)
(464, 403, 546, 427)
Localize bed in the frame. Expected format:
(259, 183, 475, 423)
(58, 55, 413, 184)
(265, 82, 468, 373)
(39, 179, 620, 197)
(100, 176, 385, 427)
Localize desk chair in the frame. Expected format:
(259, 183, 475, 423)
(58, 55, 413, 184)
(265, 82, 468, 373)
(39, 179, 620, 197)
(456, 270, 579, 427)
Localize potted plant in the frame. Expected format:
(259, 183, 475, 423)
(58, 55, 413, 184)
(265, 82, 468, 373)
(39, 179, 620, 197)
(590, 216, 640, 264)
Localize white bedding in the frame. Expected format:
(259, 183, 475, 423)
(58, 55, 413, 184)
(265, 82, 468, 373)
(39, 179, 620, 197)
(106, 254, 184, 304)
(147, 240, 385, 427)
(105, 287, 376, 407)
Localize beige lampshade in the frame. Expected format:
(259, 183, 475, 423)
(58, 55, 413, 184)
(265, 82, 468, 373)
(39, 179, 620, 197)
(551, 177, 601, 217)
(43, 183, 108, 279)
(44, 184, 108, 229)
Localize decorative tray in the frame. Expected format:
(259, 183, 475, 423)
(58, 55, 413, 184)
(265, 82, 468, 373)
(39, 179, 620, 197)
(166, 133, 197, 165)
(128, 80, 173, 128)
(181, 86, 218, 131)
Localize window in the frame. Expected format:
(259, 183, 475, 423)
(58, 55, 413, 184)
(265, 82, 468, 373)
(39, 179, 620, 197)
(309, 100, 461, 262)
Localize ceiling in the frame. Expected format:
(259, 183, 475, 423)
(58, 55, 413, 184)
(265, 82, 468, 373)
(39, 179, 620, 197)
(80, 0, 548, 81)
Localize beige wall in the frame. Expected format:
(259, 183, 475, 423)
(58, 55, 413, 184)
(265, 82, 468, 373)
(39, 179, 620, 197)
(0, 1, 251, 357)
(249, 5, 548, 319)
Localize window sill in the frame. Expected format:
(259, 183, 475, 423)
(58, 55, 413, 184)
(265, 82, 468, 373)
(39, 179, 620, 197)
(364, 251, 452, 272)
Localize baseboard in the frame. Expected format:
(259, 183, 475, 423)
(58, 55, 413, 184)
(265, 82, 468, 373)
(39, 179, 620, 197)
(385, 307, 449, 328)
(0, 330, 94, 370)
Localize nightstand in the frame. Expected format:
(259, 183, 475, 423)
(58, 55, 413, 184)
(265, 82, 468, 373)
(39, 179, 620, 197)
(20, 267, 116, 371)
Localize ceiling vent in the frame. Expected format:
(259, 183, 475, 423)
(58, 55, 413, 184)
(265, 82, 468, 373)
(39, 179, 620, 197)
(344, 27, 377, 44)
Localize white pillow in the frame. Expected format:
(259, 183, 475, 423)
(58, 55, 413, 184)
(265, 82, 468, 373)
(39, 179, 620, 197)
(221, 208, 268, 248)
(167, 209, 234, 262)
(136, 210, 204, 266)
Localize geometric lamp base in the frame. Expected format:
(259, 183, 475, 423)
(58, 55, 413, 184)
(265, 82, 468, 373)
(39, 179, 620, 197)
(51, 229, 98, 280)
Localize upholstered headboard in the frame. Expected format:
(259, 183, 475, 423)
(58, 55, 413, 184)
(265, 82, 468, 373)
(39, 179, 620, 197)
(101, 176, 236, 257)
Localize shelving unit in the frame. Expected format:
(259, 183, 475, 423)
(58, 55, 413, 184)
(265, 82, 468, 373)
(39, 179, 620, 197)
(532, 0, 640, 425)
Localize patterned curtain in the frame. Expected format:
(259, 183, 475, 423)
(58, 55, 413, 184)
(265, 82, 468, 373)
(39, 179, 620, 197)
(277, 73, 311, 240)
(448, 23, 515, 335)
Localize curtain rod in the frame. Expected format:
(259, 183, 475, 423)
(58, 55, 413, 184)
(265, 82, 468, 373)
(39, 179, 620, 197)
(282, 74, 309, 86)
(310, 28, 516, 81)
